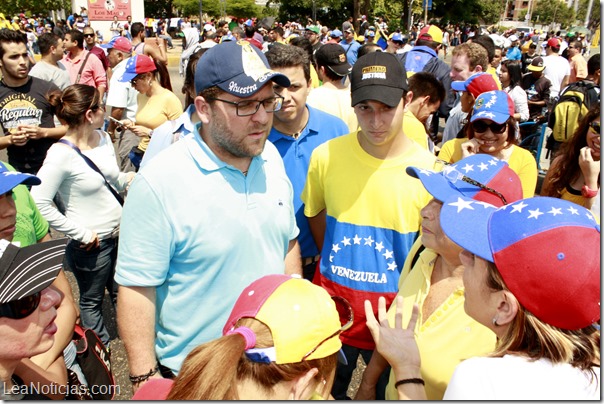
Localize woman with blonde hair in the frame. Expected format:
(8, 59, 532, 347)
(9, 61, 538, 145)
(132, 274, 349, 400)
(541, 105, 600, 210)
(366, 196, 600, 399)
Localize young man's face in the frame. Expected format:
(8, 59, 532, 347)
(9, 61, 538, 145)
(63, 34, 76, 51)
(354, 98, 405, 156)
(83, 29, 96, 46)
(0, 190, 17, 241)
(0, 41, 29, 82)
(271, 65, 311, 128)
(51, 38, 65, 61)
(450, 53, 477, 82)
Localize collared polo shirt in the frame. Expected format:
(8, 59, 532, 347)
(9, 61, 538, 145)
(268, 105, 348, 258)
(115, 127, 298, 374)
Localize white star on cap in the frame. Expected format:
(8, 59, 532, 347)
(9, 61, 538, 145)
(332, 243, 341, 253)
(353, 234, 362, 244)
(475, 201, 496, 209)
(387, 261, 398, 271)
(478, 162, 489, 171)
(527, 208, 543, 219)
(448, 197, 475, 213)
(364, 236, 374, 246)
(418, 169, 433, 176)
(329, 255, 334, 262)
(567, 206, 579, 215)
(548, 207, 562, 216)
(586, 212, 596, 221)
(374, 241, 384, 252)
(342, 236, 351, 246)
(462, 163, 474, 173)
(482, 112, 496, 119)
(488, 159, 498, 166)
(383, 249, 393, 259)
(4, 171, 21, 176)
(510, 201, 528, 213)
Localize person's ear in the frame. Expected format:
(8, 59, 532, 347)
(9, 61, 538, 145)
(492, 290, 519, 328)
(288, 367, 320, 400)
(404, 90, 414, 106)
(194, 95, 212, 124)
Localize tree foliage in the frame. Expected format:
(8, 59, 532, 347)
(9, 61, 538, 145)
(267, 0, 351, 28)
(528, 0, 574, 26)
(1, 0, 70, 17)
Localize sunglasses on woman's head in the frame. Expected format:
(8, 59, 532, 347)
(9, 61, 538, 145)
(472, 120, 507, 134)
(0, 291, 41, 319)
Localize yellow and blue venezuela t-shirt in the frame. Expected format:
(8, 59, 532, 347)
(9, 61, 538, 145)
(302, 132, 437, 349)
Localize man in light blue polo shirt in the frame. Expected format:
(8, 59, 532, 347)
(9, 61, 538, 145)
(340, 27, 361, 65)
(266, 45, 349, 281)
(115, 40, 301, 389)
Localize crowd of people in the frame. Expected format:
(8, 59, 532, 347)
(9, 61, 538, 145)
(0, 10, 600, 400)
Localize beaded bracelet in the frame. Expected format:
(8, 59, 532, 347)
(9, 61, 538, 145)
(394, 378, 425, 388)
(129, 365, 159, 384)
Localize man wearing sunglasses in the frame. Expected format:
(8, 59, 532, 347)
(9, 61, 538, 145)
(0, 237, 67, 400)
(82, 26, 109, 73)
(116, 40, 301, 391)
(62, 29, 107, 101)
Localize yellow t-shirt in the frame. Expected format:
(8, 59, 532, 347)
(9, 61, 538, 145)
(135, 87, 183, 152)
(486, 66, 503, 89)
(403, 110, 429, 150)
(438, 138, 537, 198)
(306, 86, 358, 133)
(385, 239, 497, 400)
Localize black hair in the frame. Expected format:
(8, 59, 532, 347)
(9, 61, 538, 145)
(502, 59, 523, 89)
(470, 35, 495, 64)
(131, 22, 145, 38)
(357, 43, 382, 58)
(265, 44, 310, 82)
(67, 29, 84, 48)
(408, 71, 446, 104)
(587, 54, 600, 76)
(0, 28, 27, 58)
(36, 32, 61, 55)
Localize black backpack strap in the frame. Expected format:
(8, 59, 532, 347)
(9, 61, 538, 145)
(58, 138, 124, 206)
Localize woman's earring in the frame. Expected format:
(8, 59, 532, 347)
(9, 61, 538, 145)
(492, 317, 500, 327)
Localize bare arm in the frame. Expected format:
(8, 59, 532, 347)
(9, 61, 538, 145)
(354, 350, 390, 400)
(559, 75, 570, 94)
(146, 41, 167, 65)
(307, 209, 326, 253)
(18, 124, 68, 140)
(14, 356, 68, 399)
(117, 285, 162, 393)
(107, 107, 126, 140)
(284, 239, 302, 275)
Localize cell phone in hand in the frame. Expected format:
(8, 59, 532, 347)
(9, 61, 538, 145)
(108, 116, 127, 128)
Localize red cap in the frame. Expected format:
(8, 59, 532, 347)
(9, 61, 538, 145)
(547, 37, 561, 48)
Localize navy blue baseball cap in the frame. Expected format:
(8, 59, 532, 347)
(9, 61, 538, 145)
(194, 40, 290, 96)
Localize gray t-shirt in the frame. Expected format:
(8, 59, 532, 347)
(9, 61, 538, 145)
(28, 61, 71, 90)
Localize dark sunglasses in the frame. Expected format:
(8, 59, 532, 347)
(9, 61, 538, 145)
(302, 296, 354, 361)
(443, 166, 508, 205)
(589, 121, 601, 133)
(83, 33, 95, 38)
(472, 120, 507, 134)
(0, 291, 41, 319)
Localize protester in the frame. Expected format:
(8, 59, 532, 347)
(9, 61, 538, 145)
(103, 36, 139, 172)
(356, 154, 523, 400)
(403, 72, 446, 151)
(500, 60, 529, 123)
(82, 26, 109, 72)
(541, 105, 600, 210)
(31, 84, 135, 346)
(439, 90, 537, 197)
(567, 40, 587, 83)
(521, 56, 551, 121)
(62, 29, 107, 101)
(339, 27, 361, 65)
(266, 44, 349, 281)
(130, 22, 167, 65)
(301, 52, 437, 399)
(133, 274, 347, 400)
(542, 38, 570, 100)
(115, 40, 300, 389)
(118, 54, 180, 169)
(28, 32, 71, 90)
(365, 195, 600, 399)
(140, 48, 207, 167)
(0, 238, 68, 400)
(307, 43, 357, 133)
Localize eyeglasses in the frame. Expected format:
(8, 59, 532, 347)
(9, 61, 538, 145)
(471, 120, 507, 134)
(0, 291, 41, 319)
(443, 166, 508, 205)
(83, 33, 95, 38)
(89, 104, 103, 112)
(206, 95, 284, 117)
(302, 296, 354, 361)
(589, 121, 601, 133)
(130, 76, 142, 86)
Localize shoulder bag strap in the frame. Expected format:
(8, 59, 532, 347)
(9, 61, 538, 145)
(58, 138, 124, 206)
(75, 51, 92, 84)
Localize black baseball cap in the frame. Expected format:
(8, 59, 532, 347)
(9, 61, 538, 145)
(0, 238, 67, 304)
(315, 44, 352, 77)
(351, 52, 408, 107)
